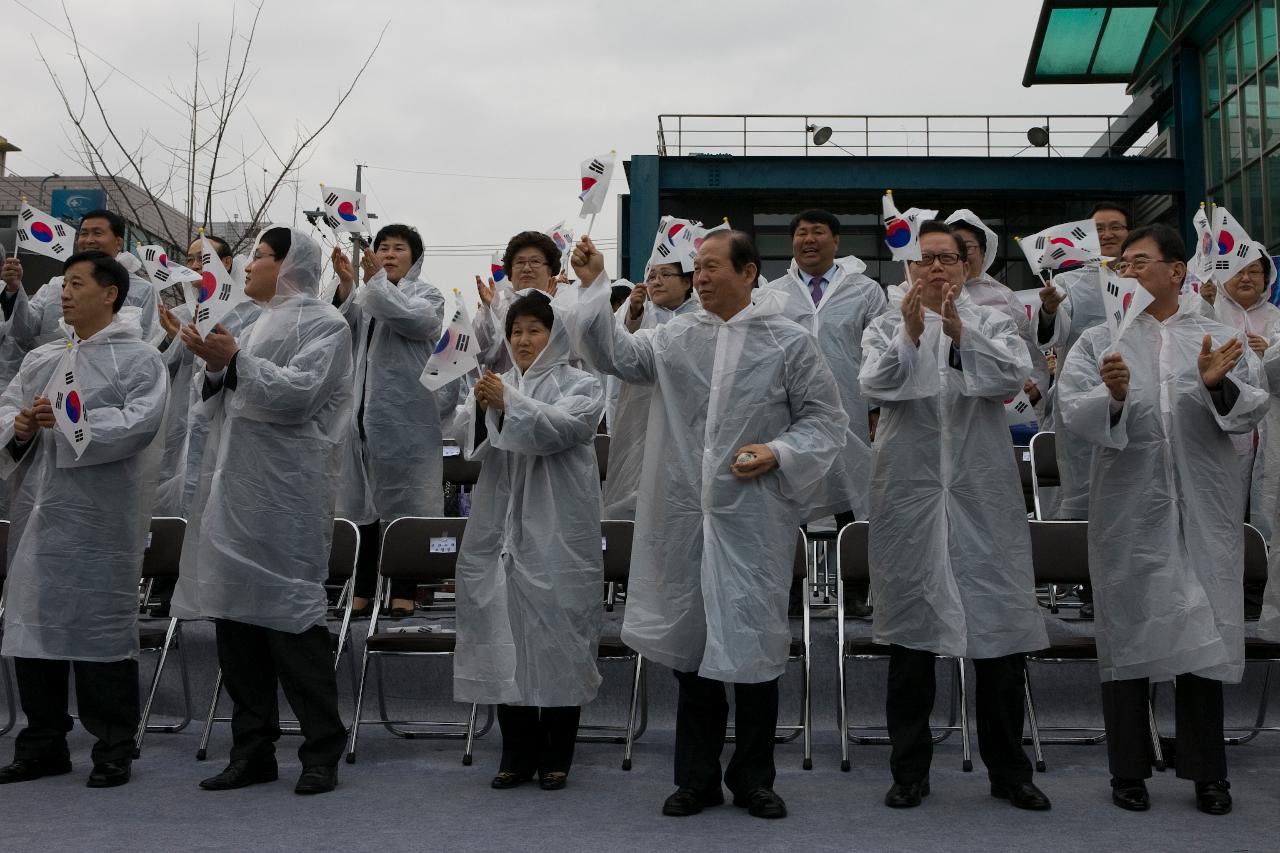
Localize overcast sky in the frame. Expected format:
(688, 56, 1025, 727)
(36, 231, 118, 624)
(1, 0, 1135, 287)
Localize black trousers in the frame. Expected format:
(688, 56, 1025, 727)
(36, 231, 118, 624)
(1100, 673, 1227, 782)
(886, 645, 1033, 786)
(13, 657, 139, 765)
(496, 705, 581, 775)
(673, 670, 779, 795)
(214, 619, 346, 768)
(352, 520, 415, 601)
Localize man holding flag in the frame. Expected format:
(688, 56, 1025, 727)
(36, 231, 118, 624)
(2, 208, 162, 349)
(0, 250, 168, 789)
(1057, 224, 1266, 816)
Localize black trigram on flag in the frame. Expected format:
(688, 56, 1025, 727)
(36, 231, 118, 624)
(196, 306, 210, 323)
(1106, 281, 1120, 298)
(1033, 236, 1047, 251)
(50, 242, 66, 255)
(154, 269, 170, 283)
(587, 159, 606, 176)
(19, 208, 33, 222)
(1070, 226, 1087, 240)
(455, 333, 472, 353)
(219, 283, 232, 301)
(1012, 400, 1029, 414)
(1236, 245, 1252, 258)
(63, 370, 74, 386)
(202, 251, 214, 267)
(1048, 247, 1067, 261)
(322, 214, 340, 230)
(17, 229, 29, 242)
(55, 391, 64, 408)
(324, 192, 340, 207)
(1112, 309, 1123, 324)
(144, 248, 160, 262)
(73, 429, 84, 443)
(1215, 259, 1232, 270)
(655, 243, 672, 258)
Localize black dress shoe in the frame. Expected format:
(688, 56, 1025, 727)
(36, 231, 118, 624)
(885, 780, 929, 808)
(847, 601, 874, 620)
(294, 765, 337, 795)
(0, 756, 73, 784)
(539, 771, 568, 790)
(491, 771, 532, 789)
(199, 759, 279, 791)
(733, 787, 787, 819)
(1110, 777, 1150, 811)
(1078, 602, 1095, 620)
(991, 780, 1051, 810)
(1195, 780, 1232, 815)
(87, 761, 131, 788)
(662, 786, 725, 816)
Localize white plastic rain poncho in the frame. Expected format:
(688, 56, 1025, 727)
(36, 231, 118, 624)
(602, 293, 699, 519)
(333, 255, 445, 524)
(1035, 264, 1106, 518)
(171, 227, 353, 633)
(768, 255, 885, 519)
(1058, 303, 1268, 683)
(476, 282, 585, 375)
(859, 293, 1047, 658)
(0, 313, 167, 661)
(572, 272, 848, 683)
(8, 253, 162, 352)
(452, 297, 604, 706)
(152, 300, 261, 517)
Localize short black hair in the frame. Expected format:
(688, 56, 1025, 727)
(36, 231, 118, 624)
(374, 223, 424, 263)
(917, 220, 966, 255)
(203, 234, 232, 259)
(258, 227, 292, 262)
(701, 230, 760, 276)
(504, 290, 554, 338)
(64, 249, 130, 312)
(1089, 201, 1131, 228)
(950, 221, 986, 254)
(610, 284, 631, 310)
(79, 209, 126, 239)
(789, 209, 840, 238)
(502, 231, 561, 279)
(1119, 224, 1186, 262)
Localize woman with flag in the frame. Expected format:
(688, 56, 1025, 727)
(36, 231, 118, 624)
(452, 289, 604, 792)
(0, 250, 168, 790)
(330, 223, 446, 618)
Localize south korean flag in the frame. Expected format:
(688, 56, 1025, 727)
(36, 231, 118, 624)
(16, 203, 74, 262)
(319, 184, 370, 235)
(1004, 389, 1037, 427)
(43, 342, 93, 459)
(1099, 264, 1154, 349)
(420, 293, 479, 391)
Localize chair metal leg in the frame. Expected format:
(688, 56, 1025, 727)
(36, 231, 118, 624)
(1226, 661, 1274, 745)
(956, 658, 973, 772)
(1148, 689, 1165, 772)
(802, 574, 812, 771)
(345, 651, 373, 764)
(622, 655, 643, 770)
(1024, 668, 1046, 772)
(195, 668, 223, 761)
(135, 617, 181, 757)
(462, 702, 480, 765)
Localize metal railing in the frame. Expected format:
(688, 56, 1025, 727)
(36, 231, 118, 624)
(655, 114, 1159, 159)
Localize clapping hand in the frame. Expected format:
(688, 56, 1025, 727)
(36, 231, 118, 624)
(1198, 335, 1242, 389)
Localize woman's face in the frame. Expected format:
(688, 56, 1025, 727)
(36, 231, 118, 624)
(508, 314, 551, 371)
(375, 237, 414, 283)
(645, 263, 690, 309)
(244, 241, 282, 300)
(1225, 260, 1268, 307)
(509, 247, 555, 291)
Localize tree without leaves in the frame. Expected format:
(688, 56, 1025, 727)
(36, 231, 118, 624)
(33, 0, 386, 253)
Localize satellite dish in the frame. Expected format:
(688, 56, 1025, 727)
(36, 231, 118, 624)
(1027, 126, 1050, 147)
(811, 125, 834, 146)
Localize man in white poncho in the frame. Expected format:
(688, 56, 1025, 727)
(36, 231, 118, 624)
(859, 221, 1049, 812)
(171, 226, 353, 797)
(570, 231, 847, 822)
(0, 251, 167, 789)
(1058, 224, 1267, 816)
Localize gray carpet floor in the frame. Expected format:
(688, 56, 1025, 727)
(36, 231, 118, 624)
(3, 602, 1280, 852)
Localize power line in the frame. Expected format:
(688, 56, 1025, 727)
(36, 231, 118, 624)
(364, 164, 578, 183)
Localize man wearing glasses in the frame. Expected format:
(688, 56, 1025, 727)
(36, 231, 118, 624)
(1057, 224, 1265, 816)
(860, 221, 1049, 811)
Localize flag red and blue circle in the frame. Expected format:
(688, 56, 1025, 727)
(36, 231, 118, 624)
(581, 177, 597, 194)
(65, 390, 82, 424)
(665, 223, 686, 245)
(1122, 291, 1134, 313)
(158, 253, 169, 268)
(434, 330, 452, 355)
(31, 222, 53, 243)
(491, 262, 505, 282)
(197, 271, 217, 303)
(1218, 232, 1236, 255)
(338, 201, 358, 222)
(884, 219, 911, 249)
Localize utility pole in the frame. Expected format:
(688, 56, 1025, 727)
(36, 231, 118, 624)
(352, 163, 364, 286)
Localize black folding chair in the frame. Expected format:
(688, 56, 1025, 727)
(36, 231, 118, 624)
(442, 439, 482, 488)
(345, 517, 492, 766)
(594, 433, 610, 482)
(1028, 431, 1058, 522)
(1213, 525, 1277, 745)
(195, 518, 361, 760)
(836, 521, 972, 773)
(1024, 519, 1164, 772)
(0, 520, 13, 737)
(1014, 445, 1034, 516)
(133, 517, 193, 757)
(577, 519, 648, 770)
